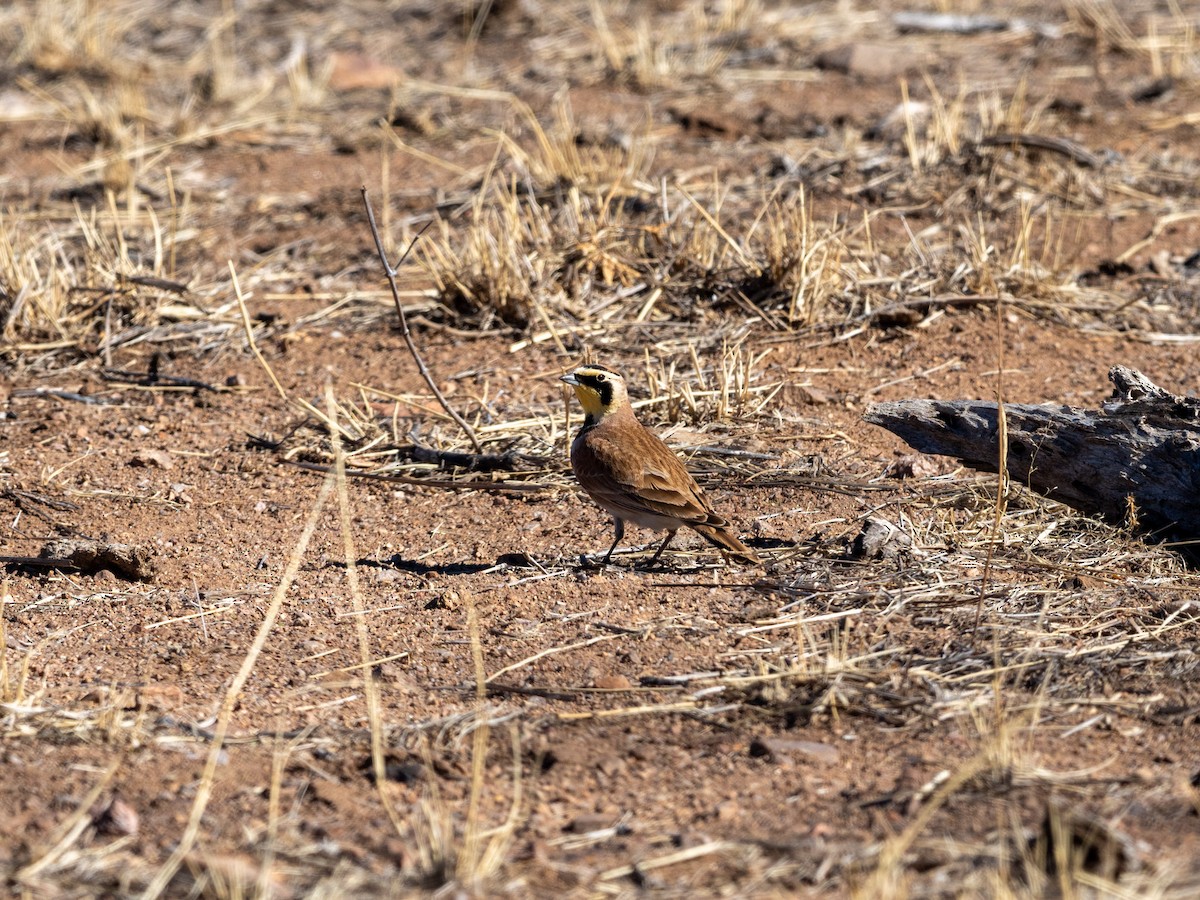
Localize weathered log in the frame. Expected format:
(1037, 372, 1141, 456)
(863, 366, 1200, 547)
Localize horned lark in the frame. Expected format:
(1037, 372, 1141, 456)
(560, 363, 759, 566)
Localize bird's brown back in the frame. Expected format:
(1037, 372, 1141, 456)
(571, 405, 723, 527)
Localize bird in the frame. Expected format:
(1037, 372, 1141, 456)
(559, 362, 759, 567)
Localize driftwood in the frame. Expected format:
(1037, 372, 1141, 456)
(0, 539, 157, 581)
(864, 366, 1200, 549)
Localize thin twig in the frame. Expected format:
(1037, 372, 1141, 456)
(976, 132, 1104, 169)
(360, 188, 483, 452)
(101, 366, 219, 392)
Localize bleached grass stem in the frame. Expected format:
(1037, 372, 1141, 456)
(230, 261, 288, 402)
(140, 469, 335, 899)
(326, 380, 407, 838)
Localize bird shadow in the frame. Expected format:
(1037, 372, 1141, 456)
(326, 556, 496, 577)
(324, 541, 803, 577)
(585, 536, 803, 572)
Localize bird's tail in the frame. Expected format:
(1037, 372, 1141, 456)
(691, 521, 760, 565)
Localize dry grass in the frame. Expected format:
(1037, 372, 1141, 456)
(1067, 0, 1200, 80)
(587, 0, 760, 89)
(8, 435, 1200, 887)
(3, 1, 1199, 361)
(627, 479, 1200, 894)
(4, 0, 1200, 897)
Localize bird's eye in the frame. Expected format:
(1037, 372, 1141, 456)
(594, 373, 606, 382)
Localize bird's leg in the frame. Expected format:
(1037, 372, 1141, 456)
(645, 530, 677, 566)
(596, 518, 625, 566)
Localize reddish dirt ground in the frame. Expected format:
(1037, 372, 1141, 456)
(6, 317, 1200, 896)
(4, 1, 1200, 897)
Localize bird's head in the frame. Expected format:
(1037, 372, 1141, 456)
(560, 363, 628, 423)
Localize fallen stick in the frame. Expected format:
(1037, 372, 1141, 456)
(1, 539, 157, 581)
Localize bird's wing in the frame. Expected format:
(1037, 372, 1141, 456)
(577, 427, 717, 525)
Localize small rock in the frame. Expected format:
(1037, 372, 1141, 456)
(850, 516, 913, 560)
(594, 674, 633, 691)
(886, 454, 940, 479)
(749, 736, 840, 765)
(566, 813, 612, 834)
(541, 742, 591, 768)
(424, 594, 454, 610)
(328, 51, 403, 91)
(135, 683, 185, 711)
(39, 538, 157, 581)
(130, 448, 173, 469)
(1130, 76, 1174, 104)
(596, 756, 625, 778)
(893, 11, 1011, 34)
(874, 100, 932, 141)
(793, 385, 833, 405)
(740, 601, 778, 621)
(92, 796, 139, 836)
(378, 666, 418, 693)
(1149, 249, 1175, 279)
(815, 43, 923, 79)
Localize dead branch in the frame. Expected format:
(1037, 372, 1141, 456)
(360, 188, 483, 453)
(102, 353, 219, 392)
(13, 388, 119, 405)
(284, 460, 552, 494)
(976, 132, 1106, 169)
(0, 538, 158, 581)
(864, 365, 1200, 551)
(394, 442, 550, 472)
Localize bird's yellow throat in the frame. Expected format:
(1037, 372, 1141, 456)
(569, 382, 608, 419)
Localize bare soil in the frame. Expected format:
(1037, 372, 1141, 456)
(4, 1, 1200, 897)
